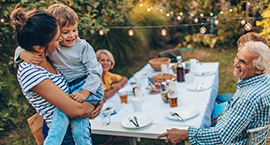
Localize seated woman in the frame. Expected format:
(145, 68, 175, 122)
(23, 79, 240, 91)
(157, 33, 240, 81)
(96, 49, 128, 102)
(11, 8, 102, 144)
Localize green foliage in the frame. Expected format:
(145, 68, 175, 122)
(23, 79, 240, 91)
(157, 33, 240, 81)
(257, 4, 270, 42)
(181, 33, 217, 49)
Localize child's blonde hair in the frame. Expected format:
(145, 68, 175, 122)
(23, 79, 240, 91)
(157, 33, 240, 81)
(46, 3, 78, 28)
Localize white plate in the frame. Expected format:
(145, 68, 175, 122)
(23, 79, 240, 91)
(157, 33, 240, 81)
(186, 82, 212, 91)
(165, 106, 199, 120)
(193, 70, 215, 76)
(135, 71, 152, 78)
(119, 86, 133, 95)
(121, 112, 152, 129)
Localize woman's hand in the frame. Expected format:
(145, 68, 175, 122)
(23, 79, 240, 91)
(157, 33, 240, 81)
(89, 101, 103, 119)
(111, 83, 122, 92)
(20, 51, 43, 65)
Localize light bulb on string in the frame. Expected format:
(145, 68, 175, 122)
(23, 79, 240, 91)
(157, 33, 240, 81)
(194, 17, 199, 23)
(147, 8, 151, 12)
(210, 12, 213, 16)
(240, 17, 246, 25)
(200, 23, 207, 34)
(99, 27, 104, 36)
(0, 18, 4, 23)
(220, 11, 223, 15)
(229, 9, 233, 12)
(128, 27, 134, 36)
(139, 2, 143, 7)
(177, 15, 181, 21)
(161, 26, 167, 37)
(245, 20, 252, 31)
(214, 19, 219, 25)
(166, 12, 170, 17)
(247, 2, 251, 5)
(190, 13, 194, 17)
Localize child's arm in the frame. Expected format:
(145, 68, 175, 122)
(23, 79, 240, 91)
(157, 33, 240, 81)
(70, 91, 89, 103)
(14, 46, 43, 64)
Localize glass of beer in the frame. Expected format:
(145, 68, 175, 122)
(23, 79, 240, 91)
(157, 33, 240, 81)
(118, 91, 128, 104)
(168, 93, 178, 108)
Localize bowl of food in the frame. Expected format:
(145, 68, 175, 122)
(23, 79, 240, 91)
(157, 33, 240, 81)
(148, 57, 171, 71)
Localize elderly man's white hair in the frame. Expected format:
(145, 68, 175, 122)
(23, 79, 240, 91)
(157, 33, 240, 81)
(243, 41, 270, 72)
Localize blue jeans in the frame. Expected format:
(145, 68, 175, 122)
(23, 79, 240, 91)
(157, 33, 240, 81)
(43, 81, 104, 145)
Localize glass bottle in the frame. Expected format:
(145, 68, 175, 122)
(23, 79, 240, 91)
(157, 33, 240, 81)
(176, 56, 185, 82)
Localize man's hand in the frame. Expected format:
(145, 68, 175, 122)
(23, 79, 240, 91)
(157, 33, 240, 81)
(70, 92, 87, 103)
(20, 51, 43, 65)
(157, 128, 188, 145)
(89, 101, 103, 119)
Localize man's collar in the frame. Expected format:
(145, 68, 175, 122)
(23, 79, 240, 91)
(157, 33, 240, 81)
(236, 73, 267, 88)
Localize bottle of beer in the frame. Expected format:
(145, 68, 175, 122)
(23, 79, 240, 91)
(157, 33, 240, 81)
(176, 56, 185, 82)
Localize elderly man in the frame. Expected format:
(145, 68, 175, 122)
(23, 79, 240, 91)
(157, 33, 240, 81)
(158, 41, 270, 144)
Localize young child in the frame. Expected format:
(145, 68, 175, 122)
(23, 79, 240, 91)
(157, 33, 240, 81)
(14, 3, 103, 145)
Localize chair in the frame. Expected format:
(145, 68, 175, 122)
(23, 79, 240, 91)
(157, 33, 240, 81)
(247, 124, 270, 145)
(27, 113, 44, 145)
(215, 93, 234, 103)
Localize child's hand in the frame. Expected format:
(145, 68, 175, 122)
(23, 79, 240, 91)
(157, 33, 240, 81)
(20, 51, 43, 65)
(70, 92, 87, 103)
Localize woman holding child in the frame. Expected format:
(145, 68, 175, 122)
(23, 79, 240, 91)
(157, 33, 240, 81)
(11, 5, 102, 145)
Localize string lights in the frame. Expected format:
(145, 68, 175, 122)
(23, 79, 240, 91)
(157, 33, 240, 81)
(0, 18, 4, 23)
(245, 19, 252, 31)
(200, 23, 207, 34)
(161, 26, 167, 36)
(95, 3, 267, 37)
(128, 27, 134, 36)
(99, 26, 104, 36)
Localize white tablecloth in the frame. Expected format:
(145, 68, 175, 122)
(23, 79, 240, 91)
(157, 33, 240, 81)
(93, 62, 219, 129)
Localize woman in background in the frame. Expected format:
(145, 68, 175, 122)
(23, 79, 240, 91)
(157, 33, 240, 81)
(96, 49, 128, 102)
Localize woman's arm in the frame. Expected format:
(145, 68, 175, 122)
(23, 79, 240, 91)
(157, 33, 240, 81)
(103, 76, 128, 102)
(31, 79, 95, 118)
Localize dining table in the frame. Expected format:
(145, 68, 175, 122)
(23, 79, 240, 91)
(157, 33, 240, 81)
(91, 62, 219, 145)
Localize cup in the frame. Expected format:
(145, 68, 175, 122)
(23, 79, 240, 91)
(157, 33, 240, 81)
(101, 110, 111, 126)
(168, 93, 178, 108)
(134, 74, 143, 88)
(161, 64, 168, 74)
(189, 59, 200, 71)
(118, 91, 128, 104)
(131, 97, 142, 112)
(185, 73, 194, 84)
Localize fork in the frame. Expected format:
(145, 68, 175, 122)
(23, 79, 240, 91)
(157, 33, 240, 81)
(133, 116, 140, 127)
(129, 117, 139, 127)
(170, 111, 184, 120)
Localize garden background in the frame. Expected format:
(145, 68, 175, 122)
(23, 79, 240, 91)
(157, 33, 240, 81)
(0, 0, 270, 144)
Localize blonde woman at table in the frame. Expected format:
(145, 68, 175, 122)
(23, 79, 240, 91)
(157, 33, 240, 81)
(96, 49, 128, 102)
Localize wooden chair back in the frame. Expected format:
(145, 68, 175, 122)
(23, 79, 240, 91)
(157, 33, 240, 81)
(27, 113, 44, 145)
(247, 124, 270, 145)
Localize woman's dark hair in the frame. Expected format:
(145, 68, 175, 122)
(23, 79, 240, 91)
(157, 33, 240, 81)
(10, 8, 58, 52)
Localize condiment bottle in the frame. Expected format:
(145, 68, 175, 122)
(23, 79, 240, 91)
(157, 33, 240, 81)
(176, 56, 185, 82)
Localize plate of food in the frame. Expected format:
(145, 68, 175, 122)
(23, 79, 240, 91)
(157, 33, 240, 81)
(153, 73, 176, 82)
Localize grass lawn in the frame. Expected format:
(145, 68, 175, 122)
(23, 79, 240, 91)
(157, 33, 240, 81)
(2, 47, 269, 145)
